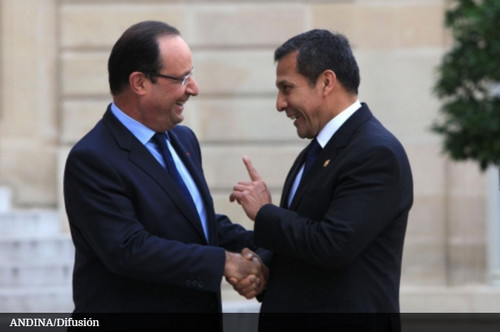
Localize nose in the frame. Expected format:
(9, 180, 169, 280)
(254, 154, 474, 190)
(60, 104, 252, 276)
(186, 77, 199, 96)
(276, 92, 287, 112)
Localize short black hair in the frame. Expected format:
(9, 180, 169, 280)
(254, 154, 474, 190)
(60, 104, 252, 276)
(274, 29, 360, 94)
(108, 21, 180, 95)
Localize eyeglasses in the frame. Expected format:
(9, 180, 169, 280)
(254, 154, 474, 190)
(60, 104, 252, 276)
(149, 68, 195, 86)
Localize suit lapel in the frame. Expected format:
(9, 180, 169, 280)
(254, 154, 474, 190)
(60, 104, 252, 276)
(102, 108, 208, 242)
(169, 130, 217, 245)
(280, 147, 307, 208)
(285, 104, 374, 210)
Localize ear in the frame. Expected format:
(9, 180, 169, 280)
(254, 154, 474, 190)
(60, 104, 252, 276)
(320, 70, 336, 97)
(129, 71, 148, 96)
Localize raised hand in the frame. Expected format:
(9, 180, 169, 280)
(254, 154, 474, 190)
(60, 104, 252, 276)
(229, 156, 272, 221)
(225, 248, 268, 299)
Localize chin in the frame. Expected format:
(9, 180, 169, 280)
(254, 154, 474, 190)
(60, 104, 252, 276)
(171, 117, 183, 127)
(296, 130, 307, 139)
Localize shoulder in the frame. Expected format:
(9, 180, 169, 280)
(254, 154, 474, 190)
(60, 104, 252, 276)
(170, 125, 199, 148)
(170, 125, 202, 159)
(67, 119, 125, 171)
(358, 116, 406, 156)
(171, 125, 196, 139)
(341, 104, 404, 154)
(71, 119, 118, 154)
(338, 108, 410, 170)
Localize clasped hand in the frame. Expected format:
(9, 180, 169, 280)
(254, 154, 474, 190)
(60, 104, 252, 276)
(224, 248, 268, 299)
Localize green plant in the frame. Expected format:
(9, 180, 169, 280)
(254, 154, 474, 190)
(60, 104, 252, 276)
(433, 0, 500, 170)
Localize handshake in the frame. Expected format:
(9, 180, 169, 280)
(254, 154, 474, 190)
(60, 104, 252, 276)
(224, 248, 268, 299)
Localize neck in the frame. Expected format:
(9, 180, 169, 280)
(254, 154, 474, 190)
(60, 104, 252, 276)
(113, 93, 140, 120)
(324, 92, 358, 123)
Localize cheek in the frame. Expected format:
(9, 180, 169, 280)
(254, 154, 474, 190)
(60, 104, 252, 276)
(304, 98, 322, 117)
(161, 94, 178, 108)
(288, 96, 305, 114)
(297, 103, 314, 121)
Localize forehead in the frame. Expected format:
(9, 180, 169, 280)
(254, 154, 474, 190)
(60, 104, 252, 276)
(275, 51, 305, 86)
(276, 51, 298, 73)
(158, 35, 192, 70)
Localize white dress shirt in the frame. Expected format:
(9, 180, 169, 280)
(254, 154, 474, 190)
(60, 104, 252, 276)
(110, 103, 209, 240)
(287, 100, 362, 207)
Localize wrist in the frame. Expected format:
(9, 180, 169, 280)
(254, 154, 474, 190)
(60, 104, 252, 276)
(224, 251, 234, 277)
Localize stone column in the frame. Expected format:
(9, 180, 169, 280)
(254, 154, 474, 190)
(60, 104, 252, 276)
(488, 167, 500, 285)
(0, 0, 58, 208)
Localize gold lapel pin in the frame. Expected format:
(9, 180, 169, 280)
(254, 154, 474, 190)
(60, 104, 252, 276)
(323, 159, 331, 167)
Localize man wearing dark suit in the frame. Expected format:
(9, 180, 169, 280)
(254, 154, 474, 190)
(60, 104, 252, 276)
(63, 21, 267, 331)
(230, 30, 413, 331)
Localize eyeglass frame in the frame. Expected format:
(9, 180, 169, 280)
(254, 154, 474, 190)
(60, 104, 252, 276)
(148, 68, 195, 86)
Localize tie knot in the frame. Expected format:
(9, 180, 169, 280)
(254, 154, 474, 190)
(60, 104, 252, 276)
(303, 138, 321, 175)
(153, 131, 167, 140)
(307, 139, 321, 158)
(152, 132, 170, 147)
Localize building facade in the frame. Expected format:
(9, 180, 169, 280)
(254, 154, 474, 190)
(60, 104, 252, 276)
(0, 0, 499, 312)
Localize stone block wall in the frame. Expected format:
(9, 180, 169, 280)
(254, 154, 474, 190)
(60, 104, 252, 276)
(1, 0, 498, 311)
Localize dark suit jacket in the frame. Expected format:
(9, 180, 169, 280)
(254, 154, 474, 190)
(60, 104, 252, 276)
(64, 105, 254, 317)
(254, 104, 413, 330)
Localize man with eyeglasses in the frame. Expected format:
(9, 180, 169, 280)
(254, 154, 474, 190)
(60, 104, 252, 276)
(63, 21, 267, 331)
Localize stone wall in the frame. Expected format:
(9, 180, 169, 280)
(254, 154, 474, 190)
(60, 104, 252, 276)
(0, 0, 498, 312)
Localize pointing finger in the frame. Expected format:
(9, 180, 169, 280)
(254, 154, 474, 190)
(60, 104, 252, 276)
(243, 156, 261, 182)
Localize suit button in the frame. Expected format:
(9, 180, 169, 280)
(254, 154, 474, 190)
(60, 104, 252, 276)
(198, 281, 204, 288)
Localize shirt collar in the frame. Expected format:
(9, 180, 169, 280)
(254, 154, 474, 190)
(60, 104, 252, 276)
(316, 100, 362, 148)
(110, 102, 156, 145)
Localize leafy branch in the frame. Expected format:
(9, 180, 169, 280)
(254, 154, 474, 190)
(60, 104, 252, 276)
(433, 0, 500, 170)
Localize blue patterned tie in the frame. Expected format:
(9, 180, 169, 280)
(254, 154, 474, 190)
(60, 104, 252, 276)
(303, 138, 322, 175)
(152, 132, 198, 213)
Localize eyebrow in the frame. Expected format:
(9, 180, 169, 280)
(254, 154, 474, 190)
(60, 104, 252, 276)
(181, 67, 194, 76)
(160, 67, 193, 77)
(276, 80, 292, 88)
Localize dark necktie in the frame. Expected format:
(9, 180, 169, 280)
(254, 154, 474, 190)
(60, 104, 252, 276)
(303, 138, 322, 175)
(152, 132, 198, 213)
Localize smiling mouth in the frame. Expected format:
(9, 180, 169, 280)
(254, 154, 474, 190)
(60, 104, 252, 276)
(288, 113, 300, 120)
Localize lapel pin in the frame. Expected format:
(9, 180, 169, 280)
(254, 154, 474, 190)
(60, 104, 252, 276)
(323, 159, 331, 167)
(186, 152, 191, 157)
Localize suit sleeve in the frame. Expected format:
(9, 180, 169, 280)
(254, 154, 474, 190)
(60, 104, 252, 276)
(254, 144, 405, 270)
(64, 147, 226, 293)
(216, 214, 254, 251)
